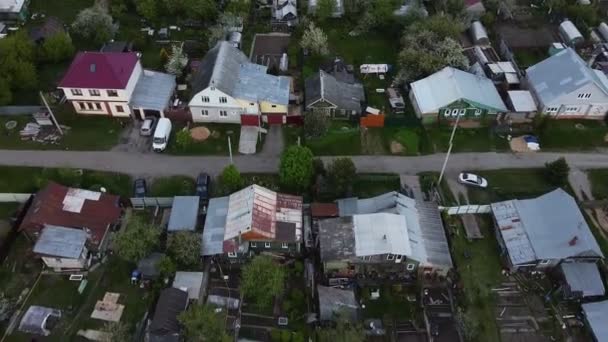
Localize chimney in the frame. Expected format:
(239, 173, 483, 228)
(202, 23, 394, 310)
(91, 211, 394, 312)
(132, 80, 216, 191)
(569, 236, 578, 246)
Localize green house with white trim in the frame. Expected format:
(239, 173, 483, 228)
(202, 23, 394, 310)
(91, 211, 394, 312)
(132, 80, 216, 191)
(409, 67, 508, 125)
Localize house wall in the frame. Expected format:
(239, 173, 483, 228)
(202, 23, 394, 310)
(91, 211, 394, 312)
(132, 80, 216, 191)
(70, 100, 131, 117)
(539, 83, 608, 119)
(40, 247, 88, 270)
(189, 87, 245, 123)
(260, 101, 287, 114)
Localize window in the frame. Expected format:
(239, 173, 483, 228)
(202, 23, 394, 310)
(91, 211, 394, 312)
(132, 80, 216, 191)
(451, 108, 459, 117)
(116, 105, 124, 113)
(565, 106, 578, 113)
(364, 256, 372, 261)
(443, 109, 450, 117)
(86, 102, 94, 110)
(107, 90, 118, 97)
(228, 252, 237, 258)
(539, 259, 550, 265)
(271, 104, 277, 108)
(459, 108, 466, 116)
(202, 96, 210, 103)
(95, 103, 102, 110)
(281, 243, 289, 249)
(577, 93, 592, 99)
(265, 242, 271, 248)
(386, 254, 395, 261)
(201, 109, 209, 116)
(474, 109, 482, 116)
(395, 255, 403, 263)
(71, 89, 83, 96)
(250, 242, 257, 247)
(406, 263, 416, 271)
(219, 97, 227, 103)
(89, 89, 100, 96)
(250, 103, 255, 106)
(546, 107, 558, 113)
(77, 102, 85, 110)
(220, 110, 228, 117)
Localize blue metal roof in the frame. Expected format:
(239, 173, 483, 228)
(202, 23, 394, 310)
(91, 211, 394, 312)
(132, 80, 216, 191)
(168, 196, 199, 232)
(33, 225, 87, 259)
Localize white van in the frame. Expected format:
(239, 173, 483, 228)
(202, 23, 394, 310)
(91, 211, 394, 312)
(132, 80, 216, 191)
(152, 118, 171, 152)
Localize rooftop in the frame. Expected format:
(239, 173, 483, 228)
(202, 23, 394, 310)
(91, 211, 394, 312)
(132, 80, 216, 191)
(33, 225, 87, 259)
(130, 70, 176, 112)
(167, 196, 199, 232)
(491, 189, 603, 266)
(305, 70, 365, 112)
(560, 262, 605, 297)
(137, 252, 165, 279)
(0, 0, 26, 13)
(149, 288, 188, 336)
(582, 300, 608, 342)
(508, 90, 537, 112)
(59, 52, 139, 89)
(317, 285, 359, 322)
(172, 271, 204, 301)
(201, 196, 229, 256)
(311, 202, 339, 218)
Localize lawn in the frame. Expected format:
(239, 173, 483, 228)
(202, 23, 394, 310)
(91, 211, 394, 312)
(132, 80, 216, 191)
(426, 126, 509, 153)
(29, 0, 95, 23)
(587, 169, 608, 199)
(149, 176, 196, 196)
(514, 48, 547, 68)
(352, 174, 400, 198)
(0, 106, 125, 151)
(304, 121, 361, 155)
(449, 215, 504, 342)
(0, 166, 132, 196)
(535, 119, 608, 151)
(166, 124, 241, 156)
(466, 169, 559, 204)
(360, 285, 421, 324)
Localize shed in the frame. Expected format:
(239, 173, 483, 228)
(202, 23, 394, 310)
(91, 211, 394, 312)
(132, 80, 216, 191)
(207, 287, 241, 310)
(167, 196, 199, 232)
(137, 252, 165, 280)
(559, 20, 584, 46)
(311, 203, 339, 218)
(560, 262, 605, 298)
(201, 196, 229, 256)
(228, 31, 242, 48)
(18, 306, 62, 336)
(599, 22, 608, 42)
(582, 300, 608, 342)
(33, 225, 87, 259)
(470, 21, 489, 45)
(317, 285, 359, 322)
(172, 271, 204, 301)
(507, 90, 537, 113)
(149, 288, 188, 338)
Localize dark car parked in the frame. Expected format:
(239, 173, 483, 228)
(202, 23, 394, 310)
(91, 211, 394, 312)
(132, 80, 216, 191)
(133, 178, 147, 198)
(195, 172, 211, 201)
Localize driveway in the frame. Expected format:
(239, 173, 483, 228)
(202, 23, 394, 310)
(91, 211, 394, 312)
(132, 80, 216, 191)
(111, 122, 152, 154)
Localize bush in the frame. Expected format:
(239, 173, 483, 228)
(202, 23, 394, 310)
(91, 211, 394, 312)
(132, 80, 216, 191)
(219, 164, 243, 194)
(544, 157, 569, 187)
(176, 129, 193, 150)
(304, 111, 329, 138)
(327, 157, 356, 197)
(279, 146, 314, 192)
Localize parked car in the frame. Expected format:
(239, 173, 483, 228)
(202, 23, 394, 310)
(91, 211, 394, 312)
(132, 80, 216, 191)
(133, 178, 147, 197)
(140, 117, 157, 136)
(195, 172, 211, 201)
(152, 118, 172, 152)
(458, 172, 488, 188)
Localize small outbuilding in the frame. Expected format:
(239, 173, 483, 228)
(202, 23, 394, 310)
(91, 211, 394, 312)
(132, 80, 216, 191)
(33, 225, 89, 271)
(470, 21, 490, 45)
(505, 90, 537, 122)
(559, 20, 584, 46)
(560, 262, 605, 299)
(18, 306, 62, 336)
(582, 300, 608, 342)
(172, 271, 204, 302)
(168, 196, 199, 232)
(148, 288, 188, 341)
(137, 252, 165, 280)
(317, 285, 359, 322)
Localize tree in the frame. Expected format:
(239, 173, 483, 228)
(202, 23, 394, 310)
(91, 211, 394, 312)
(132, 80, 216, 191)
(41, 33, 75, 63)
(157, 255, 176, 278)
(544, 157, 570, 187)
(241, 255, 286, 311)
(167, 231, 201, 267)
(207, 13, 242, 48)
(113, 216, 161, 263)
(304, 111, 330, 138)
(279, 145, 314, 192)
(72, 5, 116, 46)
(185, 0, 217, 21)
(178, 304, 232, 342)
(0, 32, 37, 91)
(220, 164, 243, 193)
(327, 157, 356, 197)
(110, 0, 129, 18)
(316, 0, 336, 22)
(165, 44, 188, 76)
(135, 0, 159, 21)
(100, 321, 131, 342)
(0, 78, 12, 105)
(316, 315, 365, 342)
(301, 22, 329, 56)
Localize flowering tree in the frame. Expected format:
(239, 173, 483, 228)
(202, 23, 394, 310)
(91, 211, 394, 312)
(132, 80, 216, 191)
(301, 22, 329, 56)
(165, 44, 188, 77)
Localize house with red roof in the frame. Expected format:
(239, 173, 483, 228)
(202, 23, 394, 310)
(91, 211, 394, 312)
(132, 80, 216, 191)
(58, 52, 176, 119)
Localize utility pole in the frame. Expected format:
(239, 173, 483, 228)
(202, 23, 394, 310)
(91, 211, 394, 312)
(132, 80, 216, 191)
(438, 112, 462, 185)
(39, 91, 63, 135)
(228, 135, 233, 164)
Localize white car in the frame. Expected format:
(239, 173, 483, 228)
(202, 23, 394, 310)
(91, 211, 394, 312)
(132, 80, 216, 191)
(458, 172, 488, 188)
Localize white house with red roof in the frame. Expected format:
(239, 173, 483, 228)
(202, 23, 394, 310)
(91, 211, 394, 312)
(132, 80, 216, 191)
(58, 52, 176, 119)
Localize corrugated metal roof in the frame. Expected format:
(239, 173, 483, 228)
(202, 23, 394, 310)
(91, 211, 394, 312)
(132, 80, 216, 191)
(410, 67, 507, 114)
(201, 196, 229, 256)
(172, 272, 204, 301)
(33, 225, 87, 259)
(527, 48, 608, 106)
(491, 189, 603, 266)
(233, 63, 290, 105)
(508, 90, 537, 112)
(559, 20, 583, 43)
(168, 196, 199, 232)
(130, 70, 176, 111)
(353, 213, 411, 256)
(305, 70, 365, 112)
(582, 300, 608, 341)
(561, 262, 605, 297)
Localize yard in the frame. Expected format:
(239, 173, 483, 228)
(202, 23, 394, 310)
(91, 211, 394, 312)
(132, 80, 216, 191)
(284, 121, 361, 155)
(149, 176, 196, 196)
(535, 119, 608, 151)
(426, 126, 509, 153)
(166, 124, 242, 156)
(587, 169, 608, 199)
(352, 174, 400, 198)
(466, 169, 560, 204)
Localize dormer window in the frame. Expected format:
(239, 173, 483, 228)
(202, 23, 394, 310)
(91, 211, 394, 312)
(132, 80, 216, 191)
(202, 96, 210, 103)
(220, 97, 227, 103)
(107, 90, 118, 97)
(89, 89, 100, 96)
(71, 89, 82, 96)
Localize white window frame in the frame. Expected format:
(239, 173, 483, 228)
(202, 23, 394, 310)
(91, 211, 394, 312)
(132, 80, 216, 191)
(539, 259, 550, 265)
(386, 254, 395, 261)
(443, 108, 450, 117)
(89, 89, 100, 96)
(107, 89, 118, 97)
(219, 96, 227, 103)
(202, 96, 210, 103)
(264, 242, 271, 248)
(451, 108, 459, 117)
(406, 263, 416, 271)
(71, 89, 82, 96)
(281, 242, 289, 249)
(459, 108, 466, 116)
(474, 109, 482, 116)
(201, 109, 209, 116)
(95, 103, 102, 110)
(250, 242, 257, 247)
(395, 255, 403, 263)
(116, 105, 124, 113)
(228, 252, 237, 258)
(362, 255, 372, 261)
(220, 110, 228, 117)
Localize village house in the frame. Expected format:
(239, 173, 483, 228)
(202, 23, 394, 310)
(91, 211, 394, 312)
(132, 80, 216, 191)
(409, 66, 508, 125)
(20, 182, 122, 253)
(58, 52, 176, 119)
(490, 189, 604, 271)
(0, 0, 29, 22)
(317, 192, 453, 284)
(201, 184, 303, 261)
(188, 41, 291, 125)
(147, 287, 189, 342)
(32, 225, 89, 271)
(305, 70, 365, 118)
(526, 48, 608, 119)
(272, 0, 297, 28)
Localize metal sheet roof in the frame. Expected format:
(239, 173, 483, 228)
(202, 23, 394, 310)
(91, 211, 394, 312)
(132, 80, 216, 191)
(353, 213, 411, 256)
(508, 90, 537, 112)
(131, 70, 176, 111)
(201, 196, 229, 256)
(18, 306, 62, 336)
(527, 48, 608, 106)
(233, 63, 291, 105)
(168, 196, 199, 232)
(172, 272, 204, 300)
(33, 225, 87, 259)
(410, 67, 507, 114)
(317, 285, 359, 322)
(491, 189, 603, 266)
(582, 300, 608, 341)
(561, 262, 605, 297)
(305, 70, 365, 112)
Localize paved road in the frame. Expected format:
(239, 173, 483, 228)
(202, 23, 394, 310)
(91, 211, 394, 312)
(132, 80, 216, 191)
(1, 150, 608, 177)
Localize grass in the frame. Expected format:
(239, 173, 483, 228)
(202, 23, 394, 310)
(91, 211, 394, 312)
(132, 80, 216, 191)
(360, 285, 420, 323)
(166, 124, 241, 155)
(514, 48, 547, 68)
(305, 121, 361, 155)
(149, 176, 196, 196)
(535, 119, 608, 151)
(449, 215, 504, 342)
(352, 174, 400, 198)
(0, 166, 132, 196)
(587, 169, 608, 199)
(0, 106, 125, 151)
(29, 0, 95, 23)
(466, 169, 559, 204)
(426, 126, 509, 152)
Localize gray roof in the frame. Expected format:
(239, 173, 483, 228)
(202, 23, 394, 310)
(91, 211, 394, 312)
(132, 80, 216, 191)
(33, 225, 87, 259)
(317, 285, 359, 322)
(305, 70, 365, 113)
(318, 216, 356, 262)
(560, 262, 605, 297)
(18, 306, 62, 336)
(138, 252, 165, 279)
(168, 196, 199, 232)
(491, 189, 603, 266)
(190, 41, 290, 105)
(131, 70, 176, 111)
(201, 196, 229, 256)
(582, 300, 608, 342)
(409, 66, 507, 114)
(172, 271, 204, 301)
(526, 48, 608, 106)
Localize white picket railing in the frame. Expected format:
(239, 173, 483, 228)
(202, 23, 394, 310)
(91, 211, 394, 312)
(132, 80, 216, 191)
(0, 193, 32, 203)
(440, 205, 492, 215)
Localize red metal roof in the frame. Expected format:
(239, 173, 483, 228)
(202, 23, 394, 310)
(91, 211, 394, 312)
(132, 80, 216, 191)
(311, 203, 339, 218)
(19, 182, 122, 249)
(58, 52, 139, 89)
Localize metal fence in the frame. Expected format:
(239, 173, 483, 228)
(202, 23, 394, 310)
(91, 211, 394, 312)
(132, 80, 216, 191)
(130, 197, 174, 209)
(440, 205, 492, 215)
(0, 193, 32, 203)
